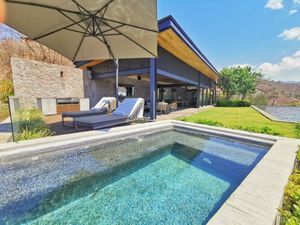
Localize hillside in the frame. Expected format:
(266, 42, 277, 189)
(0, 38, 73, 80)
(257, 80, 300, 106)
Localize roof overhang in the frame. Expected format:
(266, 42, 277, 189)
(78, 15, 220, 82)
(158, 16, 219, 82)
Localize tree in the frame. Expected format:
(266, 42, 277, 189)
(236, 66, 264, 100)
(218, 67, 238, 99)
(219, 66, 263, 100)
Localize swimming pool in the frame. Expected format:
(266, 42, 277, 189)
(0, 128, 269, 225)
(256, 105, 300, 122)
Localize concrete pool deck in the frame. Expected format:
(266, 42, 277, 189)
(0, 120, 299, 225)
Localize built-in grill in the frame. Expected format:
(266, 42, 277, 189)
(56, 97, 80, 114)
(56, 97, 80, 105)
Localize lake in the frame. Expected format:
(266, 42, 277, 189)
(257, 106, 300, 123)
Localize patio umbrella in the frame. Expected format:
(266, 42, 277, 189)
(4, 0, 158, 105)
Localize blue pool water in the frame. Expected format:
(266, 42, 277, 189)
(257, 105, 300, 122)
(0, 131, 268, 225)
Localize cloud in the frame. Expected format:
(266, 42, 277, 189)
(289, 9, 298, 15)
(265, 0, 284, 10)
(293, 0, 300, 4)
(258, 50, 300, 81)
(229, 64, 255, 68)
(279, 27, 300, 40)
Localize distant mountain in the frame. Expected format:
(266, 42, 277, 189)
(257, 80, 300, 106)
(281, 81, 300, 84)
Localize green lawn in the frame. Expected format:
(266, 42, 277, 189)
(180, 107, 299, 138)
(0, 103, 9, 122)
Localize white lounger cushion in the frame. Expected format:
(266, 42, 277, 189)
(113, 98, 144, 119)
(91, 97, 116, 111)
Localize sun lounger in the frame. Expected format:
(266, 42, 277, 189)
(62, 97, 116, 127)
(74, 98, 145, 130)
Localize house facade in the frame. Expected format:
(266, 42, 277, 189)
(12, 16, 220, 120)
(79, 16, 220, 120)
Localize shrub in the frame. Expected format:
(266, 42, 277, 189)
(280, 147, 300, 225)
(0, 79, 14, 103)
(16, 128, 53, 141)
(295, 122, 300, 137)
(232, 125, 281, 136)
(216, 99, 250, 107)
(195, 119, 223, 127)
(13, 109, 53, 141)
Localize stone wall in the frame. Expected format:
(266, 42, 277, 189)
(11, 58, 84, 108)
(84, 74, 150, 106)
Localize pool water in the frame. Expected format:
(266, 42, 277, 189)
(257, 105, 300, 122)
(0, 131, 268, 225)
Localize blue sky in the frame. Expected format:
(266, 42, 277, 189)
(158, 0, 300, 81)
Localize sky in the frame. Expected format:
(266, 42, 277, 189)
(158, 0, 300, 81)
(1, 1, 299, 81)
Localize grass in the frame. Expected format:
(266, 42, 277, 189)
(180, 107, 299, 138)
(280, 147, 300, 225)
(0, 103, 9, 122)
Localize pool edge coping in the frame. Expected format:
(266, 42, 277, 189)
(0, 120, 299, 225)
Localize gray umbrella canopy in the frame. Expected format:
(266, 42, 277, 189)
(5, 0, 158, 105)
(4, 0, 158, 61)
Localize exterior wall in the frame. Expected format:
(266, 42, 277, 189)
(118, 77, 150, 101)
(84, 75, 150, 106)
(83, 72, 115, 107)
(11, 58, 84, 108)
(157, 47, 198, 84)
(157, 47, 213, 88)
(90, 47, 214, 89)
(91, 58, 149, 75)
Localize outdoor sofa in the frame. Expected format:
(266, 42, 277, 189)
(62, 97, 116, 127)
(74, 98, 145, 130)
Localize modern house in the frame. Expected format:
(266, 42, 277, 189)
(78, 16, 220, 120)
(12, 16, 220, 120)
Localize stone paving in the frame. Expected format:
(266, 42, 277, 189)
(0, 117, 12, 143)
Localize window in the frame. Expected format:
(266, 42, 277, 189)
(118, 85, 135, 98)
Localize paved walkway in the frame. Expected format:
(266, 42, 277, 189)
(0, 117, 12, 143)
(156, 106, 213, 121)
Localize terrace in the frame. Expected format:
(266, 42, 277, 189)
(1, 1, 300, 225)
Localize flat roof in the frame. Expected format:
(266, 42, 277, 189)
(78, 15, 220, 81)
(158, 15, 219, 81)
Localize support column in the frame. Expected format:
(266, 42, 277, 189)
(201, 88, 204, 107)
(213, 91, 217, 104)
(196, 75, 201, 108)
(114, 59, 119, 107)
(214, 87, 217, 104)
(205, 88, 209, 105)
(150, 58, 157, 121)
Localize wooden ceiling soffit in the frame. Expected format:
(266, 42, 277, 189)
(158, 28, 218, 81)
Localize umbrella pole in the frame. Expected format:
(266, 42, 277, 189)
(114, 58, 119, 107)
